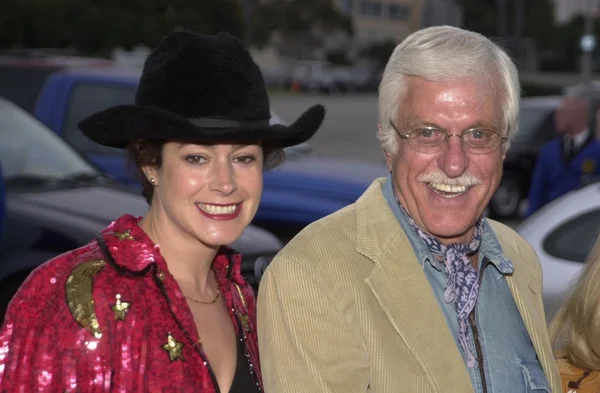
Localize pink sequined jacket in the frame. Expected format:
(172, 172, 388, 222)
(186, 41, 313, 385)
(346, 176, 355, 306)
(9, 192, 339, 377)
(0, 214, 262, 392)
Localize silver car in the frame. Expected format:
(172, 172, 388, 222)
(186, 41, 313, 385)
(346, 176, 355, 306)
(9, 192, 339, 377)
(517, 181, 600, 320)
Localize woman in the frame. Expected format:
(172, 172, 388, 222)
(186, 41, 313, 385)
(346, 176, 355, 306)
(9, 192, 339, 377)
(0, 30, 324, 392)
(550, 237, 600, 392)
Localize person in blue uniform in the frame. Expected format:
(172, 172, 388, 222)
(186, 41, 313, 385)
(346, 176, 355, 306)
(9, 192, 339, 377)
(526, 94, 600, 216)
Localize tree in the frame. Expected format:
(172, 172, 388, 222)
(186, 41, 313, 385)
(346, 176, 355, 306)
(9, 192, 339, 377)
(0, 0, 246, 54)
(539, 14, 600, 73)
(248, 0, 353, 59)
(455, 0, 558, 68)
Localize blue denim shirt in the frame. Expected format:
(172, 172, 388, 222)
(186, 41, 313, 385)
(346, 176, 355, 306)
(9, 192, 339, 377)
(382, 176, 550, 393)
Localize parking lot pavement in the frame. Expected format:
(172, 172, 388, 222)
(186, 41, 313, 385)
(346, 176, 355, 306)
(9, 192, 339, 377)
(271, 93, 385, 164)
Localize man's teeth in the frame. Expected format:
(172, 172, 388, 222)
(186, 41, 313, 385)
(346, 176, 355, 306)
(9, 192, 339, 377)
(197, 203, 238, 214)
(429, 183, 468, 194)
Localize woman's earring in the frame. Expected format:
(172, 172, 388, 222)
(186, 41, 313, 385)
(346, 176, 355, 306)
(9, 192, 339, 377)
(149, 177, 156, 184)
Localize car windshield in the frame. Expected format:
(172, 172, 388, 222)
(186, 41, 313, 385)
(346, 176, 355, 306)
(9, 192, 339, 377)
(0, 98, 98, 184)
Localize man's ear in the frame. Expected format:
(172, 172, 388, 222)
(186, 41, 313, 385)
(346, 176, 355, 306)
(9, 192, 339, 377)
(384, 151, 393, 172)
(379, 122, 395, 173)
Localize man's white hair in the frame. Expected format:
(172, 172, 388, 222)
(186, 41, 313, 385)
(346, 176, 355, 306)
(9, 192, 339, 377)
(377, 25, 520, 153)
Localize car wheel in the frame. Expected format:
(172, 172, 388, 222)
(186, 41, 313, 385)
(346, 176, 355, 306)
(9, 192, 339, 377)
(0, 272, 29, 325)
(489, 175, 522, 219)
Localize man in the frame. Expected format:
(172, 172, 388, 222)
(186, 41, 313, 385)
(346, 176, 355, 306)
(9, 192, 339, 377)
(527, 92, 600, 216)
(257, 26, 560, 393)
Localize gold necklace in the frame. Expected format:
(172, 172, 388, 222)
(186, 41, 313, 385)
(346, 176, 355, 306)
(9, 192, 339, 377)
(184, 271, 220, 305)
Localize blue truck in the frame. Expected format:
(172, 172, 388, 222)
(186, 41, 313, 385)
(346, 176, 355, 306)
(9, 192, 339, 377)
(0, 56, 387, 241)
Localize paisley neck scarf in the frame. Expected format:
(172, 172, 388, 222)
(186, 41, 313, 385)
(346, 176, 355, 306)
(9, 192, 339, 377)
(394, 192, 484, 368)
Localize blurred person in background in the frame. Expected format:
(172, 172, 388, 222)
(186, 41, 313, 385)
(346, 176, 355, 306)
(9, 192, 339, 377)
(257, 26, 560, 393)
(550, 237, 600, 392)
(0, 30, 324, 392)
(527, 93, 600, 216)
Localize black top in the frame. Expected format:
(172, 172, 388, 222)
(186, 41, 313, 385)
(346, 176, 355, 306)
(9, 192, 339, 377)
(228, 338, 260, 393)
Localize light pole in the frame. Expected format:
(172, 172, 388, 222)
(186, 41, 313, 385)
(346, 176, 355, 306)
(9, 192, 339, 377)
(581, 0, 596, 86)
(514, 0, 525, 64)
(496, 0, 508, 42)
(580, 0, 597, 135)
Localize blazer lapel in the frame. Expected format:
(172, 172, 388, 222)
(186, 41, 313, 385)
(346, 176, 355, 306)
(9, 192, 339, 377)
(356, 179, 474, 393)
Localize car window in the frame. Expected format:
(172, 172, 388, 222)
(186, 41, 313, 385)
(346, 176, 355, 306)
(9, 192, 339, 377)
(543, 208, 600, 262)
(0, 100, 96, 179)
(514, 106, 555, 144)
(64, 82, 137, 155)
(0, 65, 57, 113)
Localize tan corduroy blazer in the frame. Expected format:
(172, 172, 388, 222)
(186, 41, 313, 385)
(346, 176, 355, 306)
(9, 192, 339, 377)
(257, 178, 560, 393)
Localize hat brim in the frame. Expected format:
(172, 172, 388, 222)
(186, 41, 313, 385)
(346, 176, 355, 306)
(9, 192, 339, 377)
(78, 104, 325, 149)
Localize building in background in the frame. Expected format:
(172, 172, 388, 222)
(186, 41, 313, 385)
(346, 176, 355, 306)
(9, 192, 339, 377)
(335, 0, 423, 46)
(251, 0, 463, 72)
(421, 0, 463, 29)
(553, 0, 600, 25)
(334, 0, 462, 45)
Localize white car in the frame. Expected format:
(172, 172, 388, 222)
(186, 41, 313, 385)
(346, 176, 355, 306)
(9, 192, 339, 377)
(517, 181, 600, 321)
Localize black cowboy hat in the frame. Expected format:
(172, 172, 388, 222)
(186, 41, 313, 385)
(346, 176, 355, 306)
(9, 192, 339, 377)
(79, 30, 325, 148)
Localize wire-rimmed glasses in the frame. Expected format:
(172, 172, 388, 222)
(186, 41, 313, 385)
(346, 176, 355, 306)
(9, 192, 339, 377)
(389, 120, 508, 154)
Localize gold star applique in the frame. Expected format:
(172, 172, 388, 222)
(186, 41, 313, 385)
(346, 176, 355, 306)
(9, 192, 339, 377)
(113, 229, 134, 241)
(111, 294, 130, 321)
(233, 284, 252, 334)
(237, 312, 252, 334)
(162, 333, 184, 362)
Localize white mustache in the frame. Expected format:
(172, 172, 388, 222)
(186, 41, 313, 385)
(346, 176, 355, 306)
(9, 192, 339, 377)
(417, 170, 481, 187)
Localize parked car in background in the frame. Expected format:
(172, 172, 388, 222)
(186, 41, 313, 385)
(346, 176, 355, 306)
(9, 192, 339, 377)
(517, 180, 600, 321)
(263, 61, 381, 94)
(288, 60, 347, 94)
(0, 58, 388, 242)
(488, 96, 560, 219)
(0, 53, 113, 113)
(262, 65, 293, 90)
(347, 63, 382, 93)
(0, 97, 283, 322)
